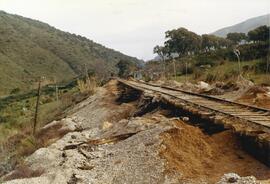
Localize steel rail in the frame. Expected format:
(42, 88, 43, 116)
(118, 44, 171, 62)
(138, 80, 270, 113)
(117, 79, 270, 132)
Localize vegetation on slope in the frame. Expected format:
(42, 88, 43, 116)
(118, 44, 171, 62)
(0, 10, 142, 95)
(149, 25, 269, 84)
(0, 76, 94, 177)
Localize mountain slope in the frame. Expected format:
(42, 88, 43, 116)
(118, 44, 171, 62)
(212, 14, 270, 37)
(0, 11, 142, 95)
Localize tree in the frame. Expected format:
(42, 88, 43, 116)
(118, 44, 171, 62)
(153, 45, 169, 60)
(164, 28, 201, 81)
(226, 32, 247, 44)
(153, 45, 169, 78)
(201, 34, 215, 52)
(216, 37, 233, 49)
(10, 88, 20, 95)
(201, 34, 232, 52)
(247, 26, 270, 78)
(164, 27, 201, 57)
(116, 60, 133, 78)
(248, 25, 270, 42)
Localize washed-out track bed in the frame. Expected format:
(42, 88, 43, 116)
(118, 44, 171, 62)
(117, 79, 270, 166)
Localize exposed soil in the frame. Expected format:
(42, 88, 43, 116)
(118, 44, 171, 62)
(236, 86, 270, 109)
(159, 119, 270, 183)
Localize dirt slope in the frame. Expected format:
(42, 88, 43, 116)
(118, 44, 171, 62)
(160, 120, 270, 183)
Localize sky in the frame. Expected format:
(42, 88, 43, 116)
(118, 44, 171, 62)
(0, 0, 269, 60)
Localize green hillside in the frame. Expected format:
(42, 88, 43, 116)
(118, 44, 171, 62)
(0, 10, 142, 95)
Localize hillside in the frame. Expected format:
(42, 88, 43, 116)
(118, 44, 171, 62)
(212, 14, 270, 37)
(0, 11, 142, 95)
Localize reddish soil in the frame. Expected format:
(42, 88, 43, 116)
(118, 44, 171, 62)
(159, 120, 270, 183)
(237, 86, 270, 109)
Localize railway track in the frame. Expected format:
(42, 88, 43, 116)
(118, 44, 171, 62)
(118, 79, 270, 133)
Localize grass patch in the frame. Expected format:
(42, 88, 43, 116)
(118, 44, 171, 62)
(164, 59, 269, 85)
(0, 80, 95, 178)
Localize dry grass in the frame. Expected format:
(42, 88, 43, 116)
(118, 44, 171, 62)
(36, 121, 71, 147)
(0, 118, 74, 179)
(0, 86, 93, 179)
(77, 77, 97, 94)
(2, 164, 44, 181)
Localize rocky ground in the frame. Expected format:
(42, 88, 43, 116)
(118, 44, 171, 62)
(2, 80, 270, 184)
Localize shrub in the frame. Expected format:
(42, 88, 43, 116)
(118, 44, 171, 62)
(193, 69, 203, 80)
(195, 51, 221, 66)
(223, 69, 239, 80)
(205, 73, 217, 82)
(77, 77, 97, 95)
(180, 65, 194, 75)
(16, 136, 38, 157)
(238, 41, 269, 61)
(255, 58, 269, 73)
(10, 88, 20, 95)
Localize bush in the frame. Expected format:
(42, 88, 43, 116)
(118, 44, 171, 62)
(16, 136, 38, 156)
(10, 88, 20, 95)
(195, 52, 221, 66)
(255, 58, 269, 73)
(223, 69, 239, 80)
(238, 41, 269, 61)
(193, 69, 203, 80)
(77, 77, 97, 94)
(205, 73, 218, 82)
(180, 65, 194, 75)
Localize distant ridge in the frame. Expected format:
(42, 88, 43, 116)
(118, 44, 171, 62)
(212, 14, 270, 37)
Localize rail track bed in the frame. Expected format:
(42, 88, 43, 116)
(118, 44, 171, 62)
(118, 79, 270, 166)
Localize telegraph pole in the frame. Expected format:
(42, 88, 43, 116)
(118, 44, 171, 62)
(185, 61, 188, 83)
(172, 58, 176, 81)
(162, 56, 166, 79)
(33, 77, 43, 135)
(54, 78, 59, 102)
(84, 64, 90, 80)
(267, 58, 269, 75)
(267, 55, 270, 82)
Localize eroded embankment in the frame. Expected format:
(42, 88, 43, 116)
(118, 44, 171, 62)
(127, 79, 270, 167)
(119, 81, 270, 183)
(159, 121, 270, 183)
(2, 80, 270, 184)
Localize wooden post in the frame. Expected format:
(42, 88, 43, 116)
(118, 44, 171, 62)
(33, 77, 42, 135)
(267, 56, 270, 82)
(173, 59, 176, 81)
(185, 61, 188, 83)
(56, 84, 59, 102)
(84, 64, 90, 80)
(266, 58, 269, 75)
(54, 78, 59, 102)
(162, 57, 166, 79)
